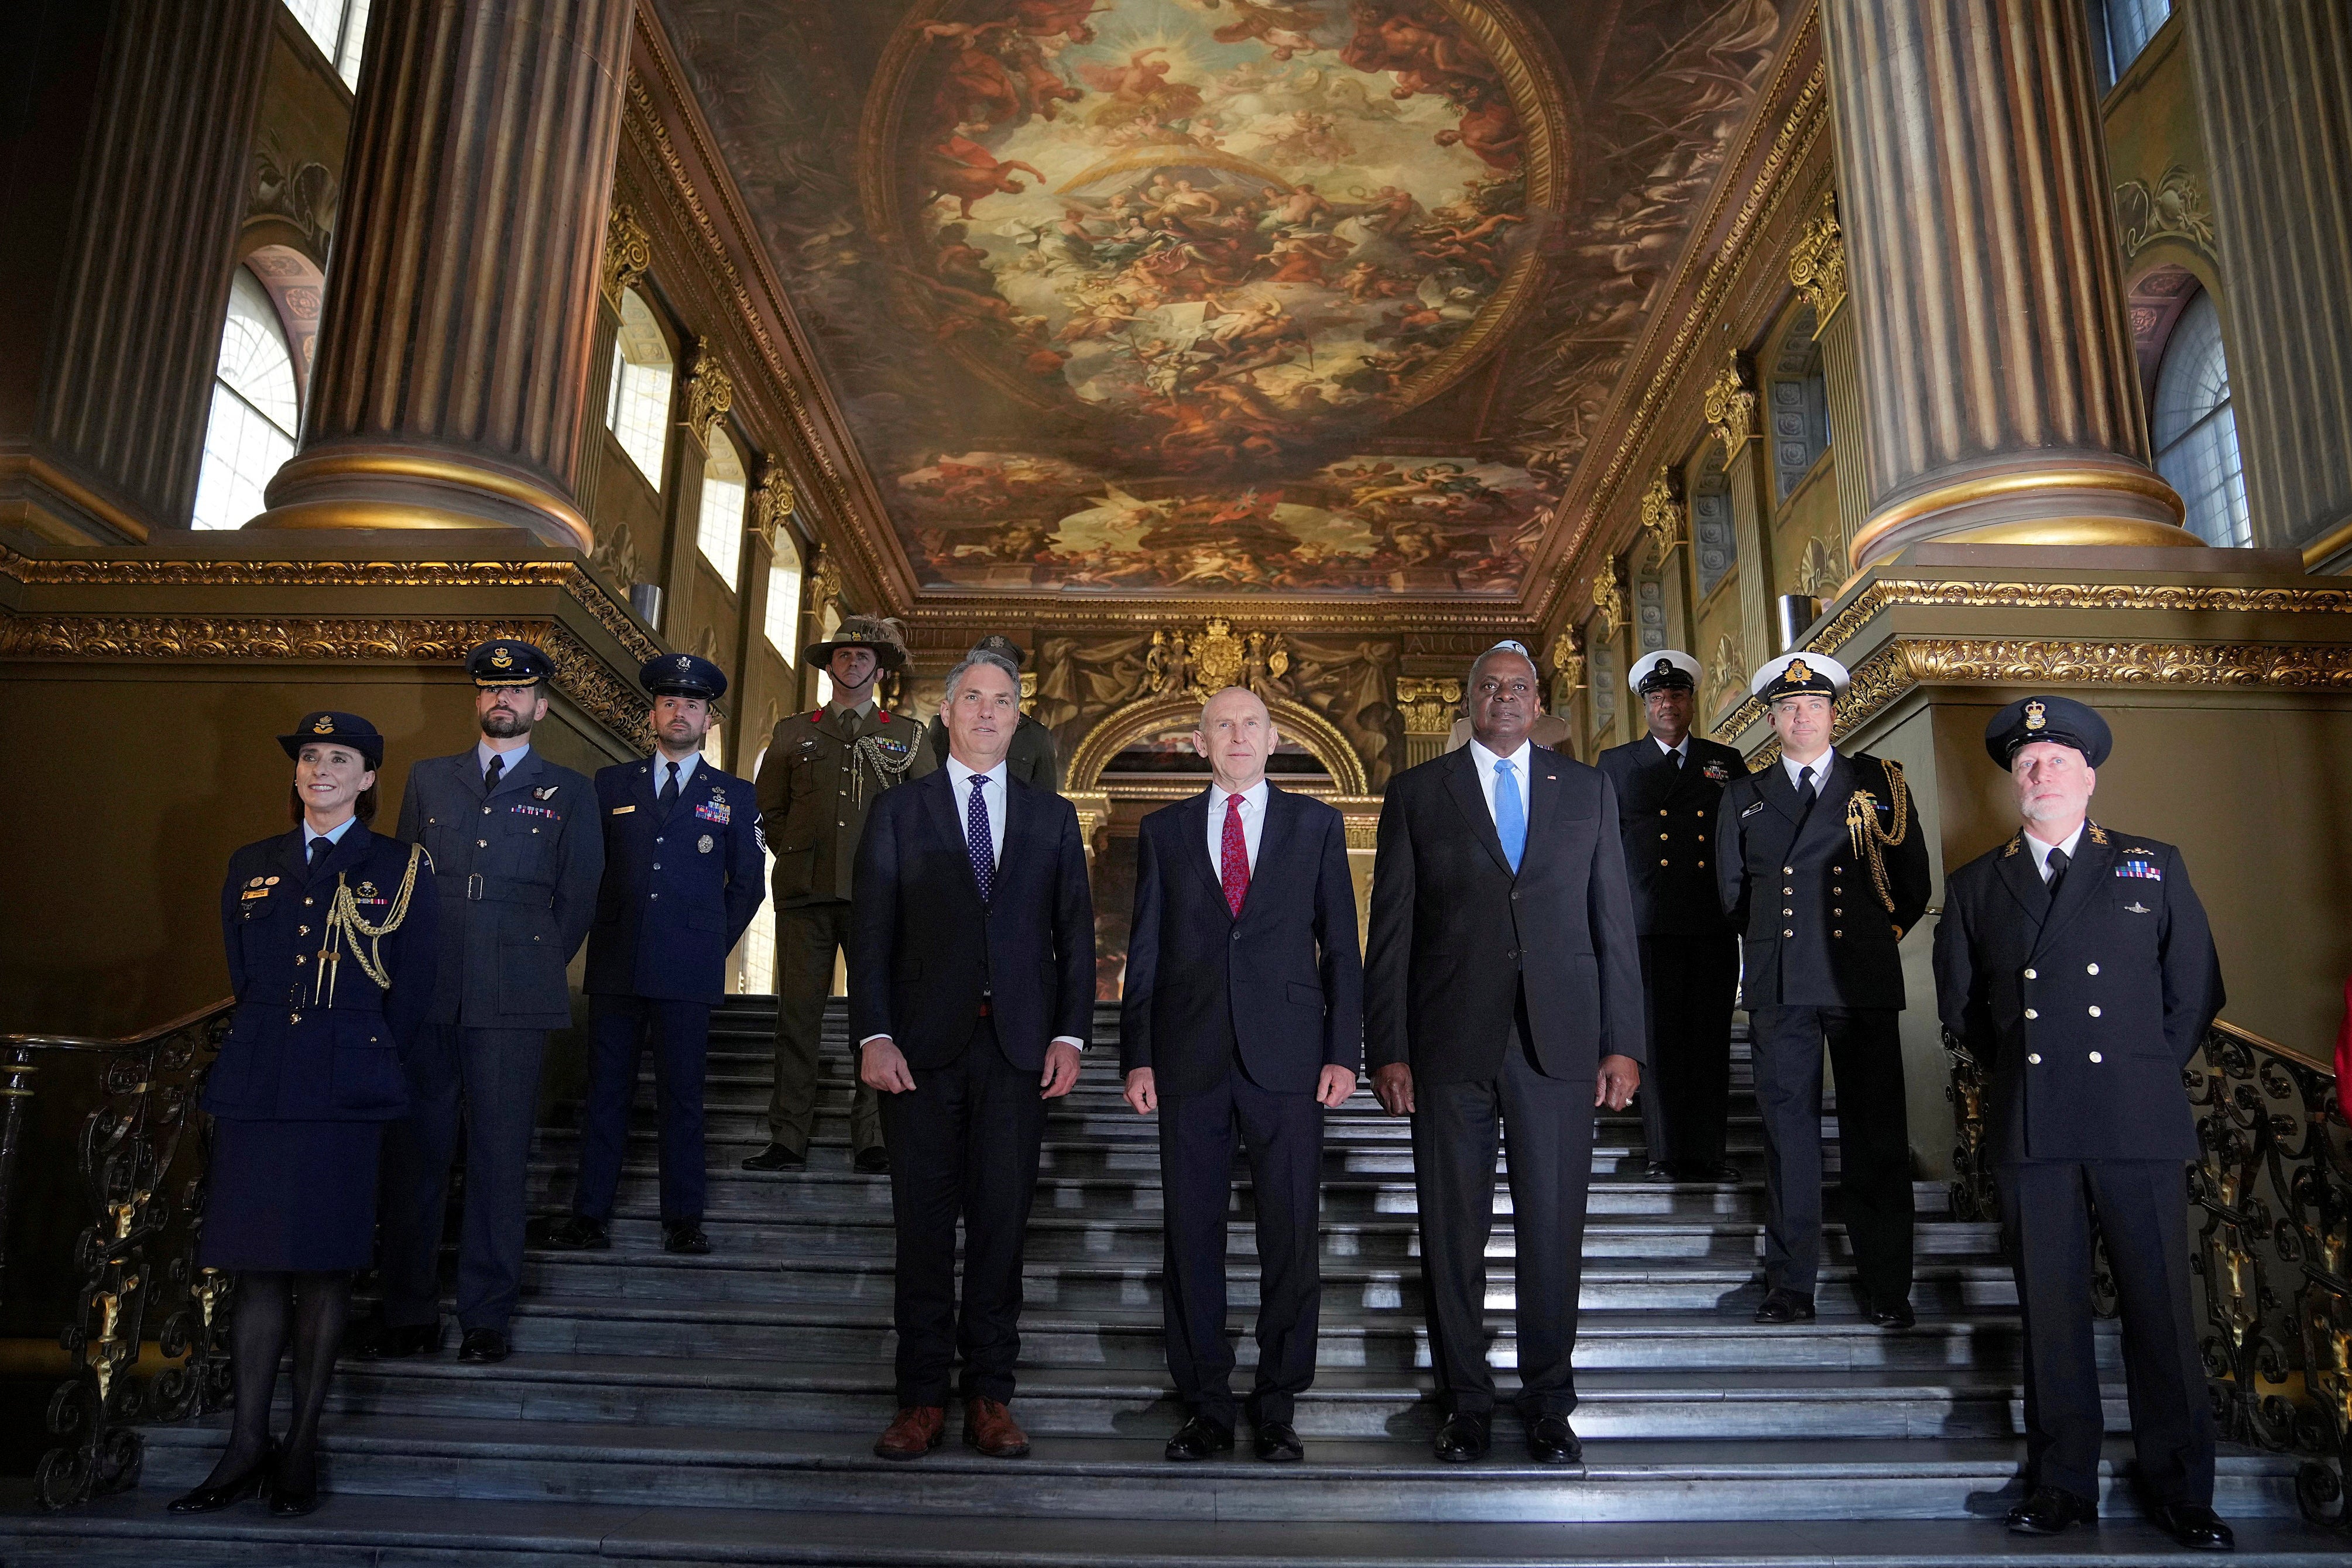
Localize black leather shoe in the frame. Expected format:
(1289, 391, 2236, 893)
(266, 1456, 321, 1518)
(1164, 1414, 1235, 1461)
(664, 1223, 711, 1255)
(2005, 1485, 2098, 1535)
(1253, 1421, 1304, 1462)
(166, 1442, 275, 1512)
(1645, 1160, 1676, 1182)
(1868, 1295, 1916, 1329)
(1527, 1414, 1583, 1464)
(1754, 1288, 1817, 1325)
(2152, 1502, 2234, 1550)
(741, 1142, 806, 1172)
(368, 1319, 442, 1359)
(543, 1215, 609, 1250)
(853, 1147, 891, 1174)
(1433, 1412, 1491, 1463)
(457, 1327, 509, 1363)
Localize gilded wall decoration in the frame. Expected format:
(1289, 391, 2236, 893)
(1793, 534, 1839, 598)
(1547, 633, 1583, 711)
(1704, 631, 1744, 715)
(1703, 347, 1758, 460)
(751, 460, 797, 547)
(601, 202, 654, 303)
(2116, 164, 2216, 260)
(807, 544, 845, 616)
(1141, 617, 1291, 704)
(1638, 466, 1685, 564)
(249, 129, 340, 259)
(683, 338, 736, 441)
(1589, 558, 1624, 640)
(1785, 188, 1844, 327)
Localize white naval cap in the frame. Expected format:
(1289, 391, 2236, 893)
(1628, 649, 1702, 695)
(1748, 650, 1851, 701)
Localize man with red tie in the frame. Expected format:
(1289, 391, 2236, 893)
(1122, 685, 1363, 1464)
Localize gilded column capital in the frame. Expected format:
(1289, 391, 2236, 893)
(683, 338, 735, 443)
(750, 458, 797, 547)
(1589, 558, 1626, 640)
(1547, 632, 1584, 708)
(1787, 190, 1847, 330)
(1638, 466, 1685, 561)
(600, 202, 653, 305)
(807, 543, 844, 614)
(1394, 677, 1462, 737)
(1702, 349, 1758, 461)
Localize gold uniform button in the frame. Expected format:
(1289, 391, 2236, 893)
(2088, 1005, 2101, 1017)
(2089, 1051, 2103, 1063)
(1696, 809, 1705, 818)
(1660, 809, 1669, 817)
(1697, 859, 1705, 867)
(1660, 832, 1669, 840)
(1782, 907, 1793, 916)
(2025, 1008, 2039, 1020)
(1832, 929, 1842, 938)
(1782, 866, 1794, 875)
(289, 1012, 303, 1025)
(2024, 967, 2037, 979)
(1782, 886, 1794, 895)
(295, 955, 306, 966)
(478, 839, 488, 848)
(1833, 907, 1843, 916)
(2086, 963, 2100, 976)
(1782, 928, 1794, 937)
(1661, 857, 1670, 866)
(2027, 1052, 2042, 1065)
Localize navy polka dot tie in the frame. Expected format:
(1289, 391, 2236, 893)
(966, 774, 994, 904)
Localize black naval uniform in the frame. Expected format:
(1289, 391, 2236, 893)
(1935, 823, 2223, 1511)
(1715, 749, 1929, 1307)
(1596, 733, 1747, 1177)
(754, 701, 936, 1160)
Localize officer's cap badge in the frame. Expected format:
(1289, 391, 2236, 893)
(312, 716, 334, 733)
(491, 647, 515, 669)
(2024, 700, 2046, 731)
(1783, 658, 1812, 685)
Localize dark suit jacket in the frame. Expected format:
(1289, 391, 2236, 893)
(849, 766, 1095, 1071)
(1713, 750, 1928, 1011)
(396, 747, 603, 1030)
(1364, 745, 1645, 1084)
(1595, 735, 1747, 936)
(1120, 784, 1363, 1095)
(1934, 825, 2221, 1163)
(585, 757, 766, 1003)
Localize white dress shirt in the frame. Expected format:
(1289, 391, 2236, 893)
(653, 750, 702, 794)
(1781, 748, 1836, 792)
(1654, 736, 1689, 766)
(946, 755, 1006, 867)
(1467, 737, 1532, 828)
(475, 739, 532, 780)
(2023, 822, 2086, 884)
(1206, 778, 1269, 875)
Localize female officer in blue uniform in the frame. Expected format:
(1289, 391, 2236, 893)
(169, 712, 437, 1519)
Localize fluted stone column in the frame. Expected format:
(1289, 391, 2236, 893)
(1822, 0, 2202, 569)
(2180, 0, 2352, 564)
(252, 0, 635, 551)
(1786, 192, 1872, 561)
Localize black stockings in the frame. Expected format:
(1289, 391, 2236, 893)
(200, 1270, 353, 1491)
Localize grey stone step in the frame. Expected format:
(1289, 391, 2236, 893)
(11, 1489, 2344, 1567)
(124, 1418, 2311, 1524)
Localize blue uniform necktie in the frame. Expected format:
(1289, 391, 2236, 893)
(484, 753, 505, 794)
(1493, 757, 1524, 873)
(966, 774, 995, 904)
(307, 836, 331, 869)
(660, 760, 681, 814)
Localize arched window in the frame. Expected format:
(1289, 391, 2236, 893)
(192, 266, 300, 531)
(2090, 0, 2169, 90)
(283, 0, 371, 90)
(2152, 290, 2251, 549)
(606, 289, 674, 488)
(697, 429, 748, 592)
(764, 526, 804, 664)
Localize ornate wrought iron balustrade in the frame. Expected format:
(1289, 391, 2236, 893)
(0, 1001, 234, 1509)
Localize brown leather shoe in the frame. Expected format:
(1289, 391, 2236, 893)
(962, 1397, 1031, 1459)
(872, 1405, 945, 1461)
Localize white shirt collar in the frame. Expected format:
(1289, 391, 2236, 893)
(1781, 748, 1835, 789)
(946, 754, 1003, 790)
(1468, 736, 1532, 775)
(1211, 777, 1270, 814)
(1654, 735, 1688, 760)
(2023, 822, 2087, 883)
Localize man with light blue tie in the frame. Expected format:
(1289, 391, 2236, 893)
(848, 648, 1095, 1464)
(1366, 641, 1646, 1465)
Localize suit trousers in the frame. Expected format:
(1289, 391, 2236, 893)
(378, 1024, 547, 1333)
(1746, 1005, 1914, 1301)
(771, 901, 881, 1155)
(1635, 934, 1739, 1172)
(1411, 1015, 1596, 1420)
(1997, 1159, 2213, 1507)
(574, 996, 712, 1224)
(1158, 1064, 1324, 1428)
(878, 1015, 1048, 1407)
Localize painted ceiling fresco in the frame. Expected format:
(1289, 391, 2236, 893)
(654, 0, 1794, 599)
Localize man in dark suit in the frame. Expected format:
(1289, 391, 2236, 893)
(851, 647, 1094, 1463)
(925, 634, 1060, 792)
(1714, 652, 1928, 1330)
(1366, 641, 1645, 1465)
(1933, 696, 2230, 1550)
(1596, 650, 1747, 1181)
(376, 639, 604, 1364)
(547, 654, 764, 1258)
(1121, 684, 1363, 1464)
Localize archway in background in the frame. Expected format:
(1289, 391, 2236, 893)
(1065, 691, 1370, 796)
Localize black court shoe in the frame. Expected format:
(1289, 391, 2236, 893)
(1867, 1295, 1916, 1329)
(166, 1442, 276, 1513)
(457, 1327, 510, 1363)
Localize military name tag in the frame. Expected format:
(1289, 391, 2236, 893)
(241, 888, 272, 901)
(697, 835, 714, 854)
(611, 804, 636, 815)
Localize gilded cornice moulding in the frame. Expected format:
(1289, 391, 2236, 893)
(1785, 190, 1846, 330)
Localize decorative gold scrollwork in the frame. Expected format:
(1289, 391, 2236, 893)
(1702, 348, 1758, 461)
(1786, 189, 1847, 328)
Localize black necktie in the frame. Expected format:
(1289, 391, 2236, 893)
(1794, 764, 1817, 813)
(307, 835, 331, 868)
(484, 753, 505, 793)
(660, 760, 681, 813)
(2045, 846, 2069, 895)
(1673, 748, 1685, 770)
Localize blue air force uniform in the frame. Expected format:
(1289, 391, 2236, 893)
(567, 654, 766, 1238)
(203, 713, 438, 1273)
(1933, 696, 2224, 1522)
(377, 641, 604, 1343)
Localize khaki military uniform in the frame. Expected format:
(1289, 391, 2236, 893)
(755, 701, 937, 1155)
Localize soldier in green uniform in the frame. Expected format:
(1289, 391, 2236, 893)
(925, 634, 1060, 793)
(745, 616, 937, 1173)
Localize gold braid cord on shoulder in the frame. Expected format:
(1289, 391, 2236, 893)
(314, 842, 427, 1006)
(1844, 760, 1911, 917)
(849, 732, 919, 808)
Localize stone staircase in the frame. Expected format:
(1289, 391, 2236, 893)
(4, 999, 2342, 1564)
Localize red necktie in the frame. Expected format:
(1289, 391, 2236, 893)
(1220, 793, 1250, 918)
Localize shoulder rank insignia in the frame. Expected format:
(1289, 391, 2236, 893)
(533, 785, 559, 800)
(2086, 822, 2110, 846)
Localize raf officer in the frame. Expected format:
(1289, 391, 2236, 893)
(1714, 652, 1927, 1329)
(375, 639, 604, 1364)
(547, 654, 765, 1258)
(745, 615, 937, 1174)
(925, 634, 1060, 792)
(1596, 650, 1747, 1182)
(1933, 697, 2231, 1550)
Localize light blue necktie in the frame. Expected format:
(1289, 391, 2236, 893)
(1493, 757, 1524, 873)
